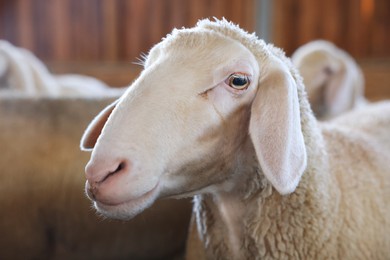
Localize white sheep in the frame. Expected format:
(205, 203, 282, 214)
(80, 19, 390, 259)
(291, 40, 367, 120)
(55, 74, 127, 97)
(0, 40, 126, 97)
(0, 40, 57, 95)
(0, 95, 192, 259)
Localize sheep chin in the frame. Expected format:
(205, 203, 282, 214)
(93, 183, 160, 220)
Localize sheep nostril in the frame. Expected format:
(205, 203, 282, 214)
(85, 159, 130, 185)
(100, 161, 127, 183)
(115, 162, 125, 173)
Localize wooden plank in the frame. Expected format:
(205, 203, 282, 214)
(122, 0, 149, 61)
(31, 0, 52, 60)
(210, 0, 226, 21)
(16, 0, 34, 51)
(346, 0, 362, 57)
(371, 0, 389, 57)
(169, 0, 189, 29)
(228, 0, 243, 26)
(148, 0, 166, 49)
(189, 0, 205, 25)
(244, 0, 255, 31)
(85, 0, 101, 61)
(101, 0, 119, 61)
(1, 1, 18, 45)
(359, 59, 390, 100)
(51, 0, 70, 61)
(322, 0, 342, 44)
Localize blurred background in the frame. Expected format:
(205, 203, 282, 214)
(0, 0, 389, 99)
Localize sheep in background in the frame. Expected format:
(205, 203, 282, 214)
(0, 95, 192, 259)
(0, 40, 57, 95)
(0, 40, 126, 97)
(56, 74, 127, 97)
(292, 40, 366, 120)
(81, 19, 390, 259)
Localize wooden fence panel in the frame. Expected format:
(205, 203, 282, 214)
(272, 0, 390, 58)
(0, 0, 255, 62)
(1, 0, 388, 99)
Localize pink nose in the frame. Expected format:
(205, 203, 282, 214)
(85, 158, 129, 201)
(85, 158, 128, 185)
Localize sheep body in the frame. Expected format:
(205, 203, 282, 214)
(0, 95, 192, 259)
(292, 40, 366, 119)
(187, 99, 390, 259)
(0, 40, 126, 97)
(80, 19, 390, 259)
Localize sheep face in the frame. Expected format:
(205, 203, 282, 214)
(81, 22, 307, 220)
(81, 32, 260, 219)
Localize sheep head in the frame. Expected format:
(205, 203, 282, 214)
(80, 19, 307, 220)
(292, 40, 365, 119)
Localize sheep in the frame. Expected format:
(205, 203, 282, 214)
(291, 40, 367, 120)
(0, 40, 126, 97)
(55, 74, 127, 97)
(0, 40, 56, 95)
(80, 19, 390, 259)
(0, 94, 192, 259)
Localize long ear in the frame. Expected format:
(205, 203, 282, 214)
(323, 63, 353, 117)
(249, 56, 307, 195)
(80, 99, 119, 151)
(324, 58, 364, 117)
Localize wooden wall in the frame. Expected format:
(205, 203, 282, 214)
(272, 0, 390, 58)
(0, 0, 389, 99)
(0, 0, 255, 63)
(270, 0, 390, 100)
(2, 0, 388, 61)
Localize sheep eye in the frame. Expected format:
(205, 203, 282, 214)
(226, 74, 250, 90)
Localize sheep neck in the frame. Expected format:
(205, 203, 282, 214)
(193, 194, 244, 259)
(192, 135, 265, 258)
(193, 162, 272, 259)
(194, 118, 340, 259)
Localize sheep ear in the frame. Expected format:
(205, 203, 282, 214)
(324, 64, 361, 117)
(323, 68, 348, 117)
(80, 100, 119, 151)
(249, 57, 307, 195)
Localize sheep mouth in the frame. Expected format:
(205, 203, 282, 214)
(93, 182, 160, 220)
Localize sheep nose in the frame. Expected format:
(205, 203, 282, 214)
(85, 159, 128, 185)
